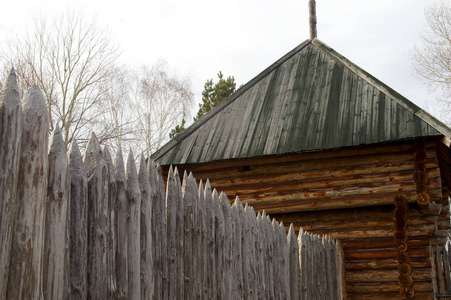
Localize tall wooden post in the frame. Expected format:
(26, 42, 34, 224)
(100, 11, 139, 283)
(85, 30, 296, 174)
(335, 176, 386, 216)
(0, 69, 22, 299)
(84, 133, 109, 299)
(309, 0, 317, 40)
(8, 85, 49, 299)
(68, 140, 88, 299)
(138, 154, 153, 299)
(126, 150, 141, 300)
(103, 146, 117, 297)
(43, 125, 69, 300)
(115, 149, 129, 299)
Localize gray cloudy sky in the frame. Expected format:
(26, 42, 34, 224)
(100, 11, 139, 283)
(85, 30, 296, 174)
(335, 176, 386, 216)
(0, 0, 440, 120)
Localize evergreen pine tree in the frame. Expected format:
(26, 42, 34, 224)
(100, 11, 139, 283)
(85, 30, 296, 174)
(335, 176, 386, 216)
(169, 71, 236, 138)
(194, 71, 236, 121)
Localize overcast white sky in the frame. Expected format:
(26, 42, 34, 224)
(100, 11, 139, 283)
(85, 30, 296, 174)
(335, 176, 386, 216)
(0, 0, 441, 122)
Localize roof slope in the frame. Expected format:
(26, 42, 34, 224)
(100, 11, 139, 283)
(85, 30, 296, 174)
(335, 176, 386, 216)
(152, 39, 451, 165)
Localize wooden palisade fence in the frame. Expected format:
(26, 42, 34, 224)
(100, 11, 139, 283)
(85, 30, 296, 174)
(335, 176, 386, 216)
(0, 70, 345, 299)
(432, 239, 451, 298)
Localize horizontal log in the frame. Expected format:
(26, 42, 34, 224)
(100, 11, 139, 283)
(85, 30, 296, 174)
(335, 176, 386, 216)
(166, 139, 436, 173)
(210, 168, 442, 198)
(340, 238, 430, 250)
(345, 247, 430, 260)
(347, 292, 432, 300)
(271, 204, 437, 224)
(190, 153, 419, 183)
(346, 282, 432, 293)
(345, 259, 431, 270)
(289, 214, 437, 233)
(186, 151, 439, 186)
(169, 143, 438, 182)
(291, 224, 436, 240)
(345, 267, 432, 283)
(246, 191, 418, 213)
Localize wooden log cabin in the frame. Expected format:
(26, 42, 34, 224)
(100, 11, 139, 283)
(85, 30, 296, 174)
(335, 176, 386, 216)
(151, 38, 451, 299)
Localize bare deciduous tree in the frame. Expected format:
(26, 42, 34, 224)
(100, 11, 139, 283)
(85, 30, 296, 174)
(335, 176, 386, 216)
(96, 67, 137, 152)
(0, 11, 120, 148)
(412, 1, 451, 109)
(130, 62, 194, 158)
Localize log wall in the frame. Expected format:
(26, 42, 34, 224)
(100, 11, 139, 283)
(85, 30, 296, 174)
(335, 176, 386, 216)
(166, 138, 450, 299)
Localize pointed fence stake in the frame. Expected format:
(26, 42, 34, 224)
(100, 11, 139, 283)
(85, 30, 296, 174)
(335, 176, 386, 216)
(43, 125, 69, 300)
(8, 85, 49, 299)
(0, 69, 22, 299)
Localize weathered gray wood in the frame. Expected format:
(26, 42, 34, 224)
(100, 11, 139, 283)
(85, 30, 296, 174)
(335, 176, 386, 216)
(155, 163, 168, 300)
(298, 229, 306, 300)
(0, 69, 22, 299)
(103, 146, 117, 298)
(204, 180, 216, 300)
(126, 150, 141, 300)
(287, 224, 300, 300)
(192, 174, 202, 300)
(84, 133, 109, 299)
(245, 204, 258, 300)
(240, 203, 251, 299)
(445, 243, 451, 294)
(255, 212, 265, 299)
(220, 192, 233, 300)
(231, 197, 244, 300)
(182, 172, 196, 300)
(115, 149, 128, 299)
(198, 180, 208, 297)
(273, 221, 289, 300)
(43, 125, 69, 300)
(147, 159, 159, 299)
(148, 161, 164, 299)
(7, 85, 49, 299)
(138, 154, 153, 300)
(335, 240, 346, 300)
(265, 215, 275, 300)
(324, 237, 334, 299)
(174, 167, 184, 300)
(213, 189, 225, 299)
(68, 139, 88, 299)
(166, 167, 178, 300)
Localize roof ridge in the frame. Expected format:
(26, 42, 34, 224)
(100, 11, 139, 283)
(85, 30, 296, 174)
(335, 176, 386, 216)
(311, 38, 451, 137)
(152, 39, 313, 161)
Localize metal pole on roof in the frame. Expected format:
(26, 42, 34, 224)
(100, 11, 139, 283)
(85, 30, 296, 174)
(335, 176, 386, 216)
(309, 0, 317, 40)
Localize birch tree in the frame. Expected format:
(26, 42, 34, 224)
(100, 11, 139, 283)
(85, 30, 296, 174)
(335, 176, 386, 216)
(412, 1, 451, 116)
(131, 62, 193, 157)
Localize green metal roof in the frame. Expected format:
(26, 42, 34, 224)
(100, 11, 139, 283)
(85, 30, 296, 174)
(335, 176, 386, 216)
(152, 39, 451, 165)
